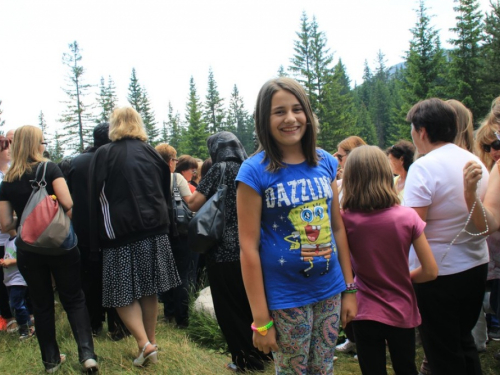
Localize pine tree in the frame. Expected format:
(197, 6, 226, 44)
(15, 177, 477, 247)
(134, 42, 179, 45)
(204, 68, 225, 134)
(448, 0, 485, 119)
(96, 75, 117, 124)
(127, 68, 143, 112)
(403, 0, 447, 108)
(46, 131, 65, 163)
(59, 41, 93, 153)
(38, 111, 48, 134)
(0, 100, 5, 135)
(277, 65, 288, 77)
(289, 12, 314, 99)
(369, 51, 392, 147)
(164, 102, 184, 152)
(184, 77, 209, 159)
(140, 88, 158, 145)
(482, 0, 500, 104)
(227, 85, 254, 154)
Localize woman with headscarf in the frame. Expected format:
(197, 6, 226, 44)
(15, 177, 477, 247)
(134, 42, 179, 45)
(188, 131, 270, 372)
(89, 107, 180, 367)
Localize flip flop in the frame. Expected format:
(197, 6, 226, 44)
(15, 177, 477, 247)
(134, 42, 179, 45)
(6, 320, 18, 333)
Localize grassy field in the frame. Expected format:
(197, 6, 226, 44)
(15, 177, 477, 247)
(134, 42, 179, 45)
(0, 301, 498, 374)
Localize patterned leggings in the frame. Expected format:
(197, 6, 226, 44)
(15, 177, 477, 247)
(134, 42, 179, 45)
(271, 294, 341, 375)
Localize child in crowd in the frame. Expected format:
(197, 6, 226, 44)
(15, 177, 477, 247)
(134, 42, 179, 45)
(236, 77, 357, 374)
(0, 235, 34, 340)
(340, 145, 438, 374)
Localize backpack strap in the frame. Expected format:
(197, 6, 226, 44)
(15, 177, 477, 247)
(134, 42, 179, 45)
(30, 162, 48, 189)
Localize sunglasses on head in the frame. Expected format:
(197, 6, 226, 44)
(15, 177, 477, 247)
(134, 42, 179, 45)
(482, 140, 500, 153)
(0, 139, 12, 151)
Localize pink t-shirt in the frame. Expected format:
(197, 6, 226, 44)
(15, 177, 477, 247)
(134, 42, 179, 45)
(342, 205, 425, 328)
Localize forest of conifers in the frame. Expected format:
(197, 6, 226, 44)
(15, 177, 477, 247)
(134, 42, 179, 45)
(0, 0, 498, 161)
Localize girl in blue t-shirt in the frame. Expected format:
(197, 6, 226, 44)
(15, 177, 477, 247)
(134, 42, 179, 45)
(236, 77, 357, 374)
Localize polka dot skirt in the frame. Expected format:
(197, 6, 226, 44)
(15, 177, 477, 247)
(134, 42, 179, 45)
(102, 233, 181, 308)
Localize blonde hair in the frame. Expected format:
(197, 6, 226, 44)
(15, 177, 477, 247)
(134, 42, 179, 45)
(4, 125, 47, 182)
(109, 107, 147, 142)
(446, 99, 474, 152)
(337, 136, 367, 153)
(155, 143, 177, 164)
(475, 122, 498, 171)
(341, 145, 400, 211)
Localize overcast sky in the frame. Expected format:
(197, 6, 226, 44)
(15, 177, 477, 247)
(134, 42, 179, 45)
(0, 0, 494, 137)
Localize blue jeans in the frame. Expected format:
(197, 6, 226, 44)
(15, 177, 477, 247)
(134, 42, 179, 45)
(6, 285, 30, 326)
(17, 247, 96, 370)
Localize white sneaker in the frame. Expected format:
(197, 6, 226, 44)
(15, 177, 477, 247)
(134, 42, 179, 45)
(335, 339, 356, 353)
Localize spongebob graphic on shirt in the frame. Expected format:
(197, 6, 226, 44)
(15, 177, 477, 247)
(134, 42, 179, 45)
(284, 197, 335, 277)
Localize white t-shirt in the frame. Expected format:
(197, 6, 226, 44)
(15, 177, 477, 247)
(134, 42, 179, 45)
(170, 172, 192, 198)
(404, 143, 489, 275)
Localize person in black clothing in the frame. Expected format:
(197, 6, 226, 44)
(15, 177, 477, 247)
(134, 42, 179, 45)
(0, 125, 98, 373)
(67, 122, 128, 340)
(88, 107, 180, 367)
(188, 131, 271, 372)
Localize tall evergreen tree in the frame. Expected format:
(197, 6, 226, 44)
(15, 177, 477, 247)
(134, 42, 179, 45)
(184, 77, 209, 159)
(369, 51, 392, 147)
(46, 131, 65, 163)
(482, 0, 500, 104)
(164, 102, 183, 152)
(203, 68, 225, 134)
(403, 0, 446, 107)
(38, 110, 48, 134)
(140, 87, 158, 145)
(227, 84, 254, 154)
(448, 0, 485, 119)
(59, 41, 93, 153)
(289, 12, 313, 99)
(277, 65, 288, 77)
(96, 75, 117, 124)
(127, 68, 143, 112)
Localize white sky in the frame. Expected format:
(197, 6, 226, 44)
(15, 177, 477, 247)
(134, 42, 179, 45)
(0, 0, 494, 138)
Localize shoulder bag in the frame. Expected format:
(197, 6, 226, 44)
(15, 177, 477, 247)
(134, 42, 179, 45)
(171, 173, 194, 237)
(16, 162, 78, 255)
(188, 162, 227, 254)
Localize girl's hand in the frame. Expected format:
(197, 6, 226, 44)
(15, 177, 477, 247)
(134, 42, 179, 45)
(463, 161, 483, 195)
(252, 326, 279, 354)
(340, 293, 357, 328)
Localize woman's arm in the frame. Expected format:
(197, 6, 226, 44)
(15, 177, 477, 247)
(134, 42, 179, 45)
(410, 232, 438, 283)
(52, 177, 73, 219)
(237, 182, 278, 354)
(464, 160, 500, 234)
(187, 191, 207, 212)
(330, 182, 357, 327)
(0, 201, 16, 232)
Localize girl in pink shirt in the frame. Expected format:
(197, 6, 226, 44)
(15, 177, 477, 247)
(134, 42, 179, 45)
(340, 145, 437, 375)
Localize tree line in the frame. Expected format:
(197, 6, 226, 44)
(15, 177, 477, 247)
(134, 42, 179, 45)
(0, 0, 498, 162)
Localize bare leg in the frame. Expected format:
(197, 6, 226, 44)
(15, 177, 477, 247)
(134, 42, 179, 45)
(116, 300, 155, 356)
(138, 294, 158, 345)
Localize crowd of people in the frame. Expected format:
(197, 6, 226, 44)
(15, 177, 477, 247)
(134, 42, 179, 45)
(0, 77, 498, 375)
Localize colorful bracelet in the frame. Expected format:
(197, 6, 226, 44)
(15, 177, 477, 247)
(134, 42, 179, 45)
(343, 289, 357, 294)
(251, 319, 274, 336)
(345, 282, 357, 291)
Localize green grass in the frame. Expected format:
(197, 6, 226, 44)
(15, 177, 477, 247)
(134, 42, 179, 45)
(0, 300, 498, 374)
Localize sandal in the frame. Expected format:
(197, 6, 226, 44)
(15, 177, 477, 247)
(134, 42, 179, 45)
(6, 319, 18, 333)
(133, 341, 158, 367)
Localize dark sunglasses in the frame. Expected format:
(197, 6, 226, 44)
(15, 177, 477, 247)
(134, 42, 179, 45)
(0, 139, 12, 151)
(482, 140, 500, 153)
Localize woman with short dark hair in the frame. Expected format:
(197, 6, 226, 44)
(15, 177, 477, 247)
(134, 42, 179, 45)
(404, 98, 489, 374)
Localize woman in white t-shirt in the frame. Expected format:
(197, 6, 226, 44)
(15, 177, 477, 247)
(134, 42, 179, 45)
(154, 144, 197, 329)
(404, 98, 489, 375)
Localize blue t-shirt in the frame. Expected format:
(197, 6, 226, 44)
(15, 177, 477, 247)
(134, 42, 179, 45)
(236, 149, 345, 310)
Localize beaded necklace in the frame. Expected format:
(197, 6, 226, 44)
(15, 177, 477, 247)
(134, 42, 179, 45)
(441, 178, 489, 263)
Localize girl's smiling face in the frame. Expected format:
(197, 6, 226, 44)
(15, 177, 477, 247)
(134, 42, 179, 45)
(269, 89, 307, 153)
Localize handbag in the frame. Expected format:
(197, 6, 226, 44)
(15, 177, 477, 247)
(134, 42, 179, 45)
(188, 162, 227, 254)
(171, 173, 194, 236)
(15, 162, 78, 255)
